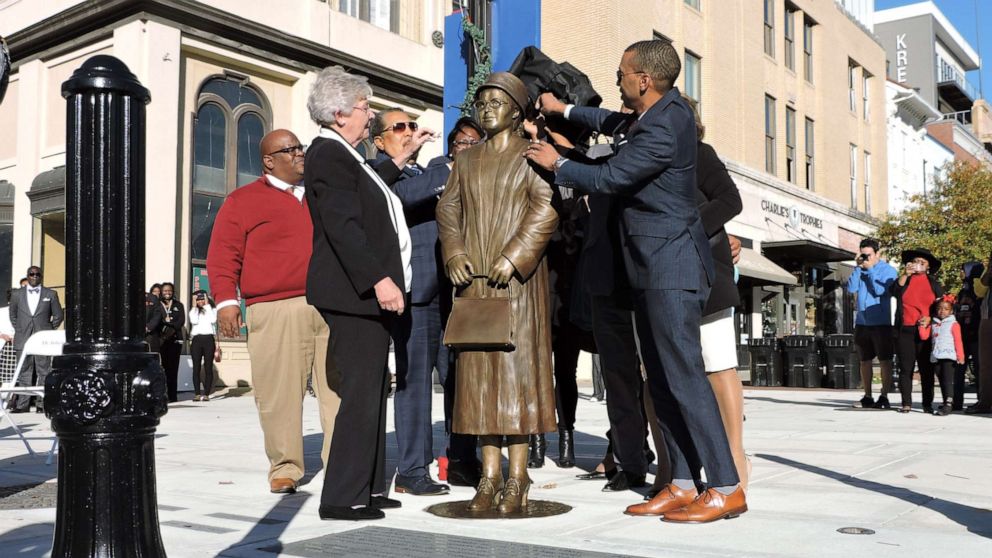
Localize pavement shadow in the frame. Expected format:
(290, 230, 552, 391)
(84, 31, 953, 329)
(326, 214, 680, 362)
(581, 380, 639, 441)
(756, 453, 992, 539)
(0, 522, 54, 557)
(215, 492, 311, 558)
(744, 395, 866, 410)
(298, 432, 326, 488)
(0, 447, 58, 485)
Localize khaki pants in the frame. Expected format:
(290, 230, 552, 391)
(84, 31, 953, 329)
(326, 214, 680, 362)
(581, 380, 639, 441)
(246, 296, 340, 482)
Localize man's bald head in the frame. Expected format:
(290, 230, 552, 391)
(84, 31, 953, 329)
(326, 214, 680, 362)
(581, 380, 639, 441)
(261, 129, 305, 184)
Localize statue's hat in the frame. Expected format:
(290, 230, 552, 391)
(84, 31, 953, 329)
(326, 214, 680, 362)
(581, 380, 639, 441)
(476, 72, 530, 114)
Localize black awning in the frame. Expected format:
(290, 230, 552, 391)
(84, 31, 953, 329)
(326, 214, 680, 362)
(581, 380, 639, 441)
(761, 239, 855, 267)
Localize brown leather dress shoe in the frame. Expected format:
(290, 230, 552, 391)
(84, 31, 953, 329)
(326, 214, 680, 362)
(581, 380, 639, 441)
(624, 484, 697, 516)
(662, 487, 747, 523)
(269, 478, 298, 494)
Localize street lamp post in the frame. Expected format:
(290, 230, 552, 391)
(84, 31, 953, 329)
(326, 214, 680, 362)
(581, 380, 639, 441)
(46, 54, 168, 558)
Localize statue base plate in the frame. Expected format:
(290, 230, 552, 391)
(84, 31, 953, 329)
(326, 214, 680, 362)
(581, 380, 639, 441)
(425, 499, 571, 519)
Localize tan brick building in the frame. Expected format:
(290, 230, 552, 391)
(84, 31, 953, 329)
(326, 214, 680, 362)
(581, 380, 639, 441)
(542, 0, 887, 340)
(0, 0, 447, 387)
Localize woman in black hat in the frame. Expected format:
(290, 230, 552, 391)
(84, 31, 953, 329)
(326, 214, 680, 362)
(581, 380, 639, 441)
(890, 248, 944, 413)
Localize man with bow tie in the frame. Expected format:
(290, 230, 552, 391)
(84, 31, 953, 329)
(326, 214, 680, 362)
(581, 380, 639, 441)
(9, 266, 63, 413)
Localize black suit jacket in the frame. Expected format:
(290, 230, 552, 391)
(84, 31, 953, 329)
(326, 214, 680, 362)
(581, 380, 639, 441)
(557, 88, 715, 292)
(9, 286, 63, 351)
(376, 154, 451, 305)
(305, 133, 404, 316)
(695, 142, 742, 315)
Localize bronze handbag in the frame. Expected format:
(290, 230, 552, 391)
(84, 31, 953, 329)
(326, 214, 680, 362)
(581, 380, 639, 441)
(443, 275, 514, 350)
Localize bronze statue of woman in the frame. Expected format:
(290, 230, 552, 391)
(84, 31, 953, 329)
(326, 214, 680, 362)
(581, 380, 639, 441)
(436, 72, 558, 513)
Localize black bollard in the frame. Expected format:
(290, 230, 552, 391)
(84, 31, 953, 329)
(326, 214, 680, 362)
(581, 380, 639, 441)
(47, 55, 168, 558)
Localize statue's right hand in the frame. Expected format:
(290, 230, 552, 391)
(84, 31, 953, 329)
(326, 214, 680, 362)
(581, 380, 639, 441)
(217, 306, 242, 338)
(446, 254, 474, 286)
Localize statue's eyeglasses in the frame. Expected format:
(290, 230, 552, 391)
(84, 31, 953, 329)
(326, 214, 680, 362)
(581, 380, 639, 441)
(473, 98, 509, 112)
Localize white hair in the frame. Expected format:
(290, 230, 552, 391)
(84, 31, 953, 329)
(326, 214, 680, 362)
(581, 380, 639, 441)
(307, 66, 372, 125)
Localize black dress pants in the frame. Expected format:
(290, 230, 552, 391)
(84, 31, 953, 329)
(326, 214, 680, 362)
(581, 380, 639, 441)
(552, 321, 584, 431)
(159, 341, 182, 403)
(319, 310, 392, 508)
(190, 334, 216, 396)
(591, 291, 647, 476)
(897, 326, 935, 409)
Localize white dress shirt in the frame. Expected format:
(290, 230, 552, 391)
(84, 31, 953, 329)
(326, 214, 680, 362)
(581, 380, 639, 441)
(188, 305, 217, 336)
(26, 286, 41, 315)
(265, 173, 305, 203)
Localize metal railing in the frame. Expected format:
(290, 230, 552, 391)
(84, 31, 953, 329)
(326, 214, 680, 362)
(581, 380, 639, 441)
(937, 56, 980, 101)
(939, 109, 972, 125)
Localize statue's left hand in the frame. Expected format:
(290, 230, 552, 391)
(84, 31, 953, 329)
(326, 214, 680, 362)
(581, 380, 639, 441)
(488, 256, 515, 287)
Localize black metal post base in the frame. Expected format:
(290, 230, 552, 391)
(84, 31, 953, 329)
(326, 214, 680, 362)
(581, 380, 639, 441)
(47, 352, 168, 558)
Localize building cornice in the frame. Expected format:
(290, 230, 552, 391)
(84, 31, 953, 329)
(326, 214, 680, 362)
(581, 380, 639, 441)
(4, 0, 443, 108)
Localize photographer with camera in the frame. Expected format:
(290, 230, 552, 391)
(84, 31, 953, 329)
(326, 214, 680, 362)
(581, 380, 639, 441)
(847, 239, 898, 409)
(891, 248, 944, 414)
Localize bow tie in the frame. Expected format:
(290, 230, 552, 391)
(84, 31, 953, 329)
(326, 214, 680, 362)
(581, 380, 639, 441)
(28, 288, 40, 294)
(406, 165, 423, 176)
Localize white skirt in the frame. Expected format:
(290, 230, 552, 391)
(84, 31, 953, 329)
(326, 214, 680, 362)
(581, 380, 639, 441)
(700, 307, 738, 373)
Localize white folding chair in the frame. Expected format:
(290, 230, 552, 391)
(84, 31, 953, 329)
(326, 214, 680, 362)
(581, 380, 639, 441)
(0, 330, 65, 463)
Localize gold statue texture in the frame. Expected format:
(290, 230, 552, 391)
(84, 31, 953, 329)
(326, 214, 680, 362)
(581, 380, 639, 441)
(436, 72, 559, 513)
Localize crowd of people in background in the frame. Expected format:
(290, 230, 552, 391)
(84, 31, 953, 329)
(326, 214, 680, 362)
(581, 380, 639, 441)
(143, 281, 218, 403)
(849, 241, 991, 415)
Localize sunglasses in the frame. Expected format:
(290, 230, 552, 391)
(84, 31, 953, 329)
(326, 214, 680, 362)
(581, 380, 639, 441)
(267, 144, 307, 157)
(384, 121, 419, 134)
(616, 69, 647, 82)
(27, 272, 42, 277)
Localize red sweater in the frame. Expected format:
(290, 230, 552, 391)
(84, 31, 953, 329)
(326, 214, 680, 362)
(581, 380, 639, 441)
(205, 176, 313, 306)
(901, 274, 935, 326)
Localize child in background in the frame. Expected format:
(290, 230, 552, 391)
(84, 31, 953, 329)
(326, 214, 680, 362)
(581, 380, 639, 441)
(918, 295, 965, 416)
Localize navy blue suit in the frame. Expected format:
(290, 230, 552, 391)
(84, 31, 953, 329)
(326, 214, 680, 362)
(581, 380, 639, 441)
(557, 88, 738, 487)
(380, 155, 461, 478)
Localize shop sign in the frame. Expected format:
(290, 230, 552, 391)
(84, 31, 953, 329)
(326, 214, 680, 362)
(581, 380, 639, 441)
(760, 199, 824, 229)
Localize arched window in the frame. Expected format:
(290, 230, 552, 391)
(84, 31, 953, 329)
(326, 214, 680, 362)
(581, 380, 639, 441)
(190, 75, 270, 311)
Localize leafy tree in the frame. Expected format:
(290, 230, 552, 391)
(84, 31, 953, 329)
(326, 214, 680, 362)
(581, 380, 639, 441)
(875, 162, 992, 292)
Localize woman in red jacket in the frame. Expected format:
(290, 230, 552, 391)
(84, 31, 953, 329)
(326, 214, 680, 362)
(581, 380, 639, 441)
(890, 248, 943, 414)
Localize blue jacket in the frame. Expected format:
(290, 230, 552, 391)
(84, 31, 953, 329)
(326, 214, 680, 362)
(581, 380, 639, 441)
(846, 261, 897, 326)
(376, 154, 451, 304)
(556, 87, 714, 291)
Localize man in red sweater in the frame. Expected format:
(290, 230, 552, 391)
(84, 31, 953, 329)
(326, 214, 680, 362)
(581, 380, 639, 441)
(206, 129, 340, 494)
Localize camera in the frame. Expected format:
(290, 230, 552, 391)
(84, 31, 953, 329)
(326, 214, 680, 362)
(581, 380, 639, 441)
(856, 254, 868, 264)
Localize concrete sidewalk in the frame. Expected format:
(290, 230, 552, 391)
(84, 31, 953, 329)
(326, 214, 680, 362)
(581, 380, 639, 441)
(1, 386, 990, 557)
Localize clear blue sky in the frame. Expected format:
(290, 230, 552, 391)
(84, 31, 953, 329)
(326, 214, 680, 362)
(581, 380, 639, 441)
(875, 0, 990, 97)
